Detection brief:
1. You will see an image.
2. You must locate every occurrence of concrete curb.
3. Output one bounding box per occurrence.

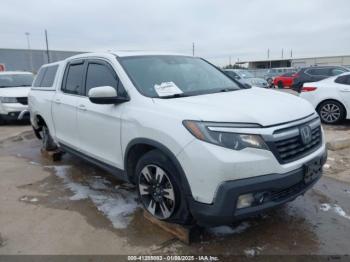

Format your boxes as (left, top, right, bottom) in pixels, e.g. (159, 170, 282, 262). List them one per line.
(327, 138, 350, 151)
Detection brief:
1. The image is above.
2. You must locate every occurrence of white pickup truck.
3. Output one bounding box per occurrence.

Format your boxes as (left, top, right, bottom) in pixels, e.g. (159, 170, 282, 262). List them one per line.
(29, 52, 327, 226)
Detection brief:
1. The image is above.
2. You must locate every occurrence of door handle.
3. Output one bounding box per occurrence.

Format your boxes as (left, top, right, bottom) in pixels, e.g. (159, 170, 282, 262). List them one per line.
(54, 99, 61, 104)
(78, 104, 87, 111)
(340, 87, 350, 92)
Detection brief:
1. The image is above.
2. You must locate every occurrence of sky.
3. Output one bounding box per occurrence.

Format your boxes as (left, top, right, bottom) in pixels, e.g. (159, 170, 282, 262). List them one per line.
(0, 0, 350, 65)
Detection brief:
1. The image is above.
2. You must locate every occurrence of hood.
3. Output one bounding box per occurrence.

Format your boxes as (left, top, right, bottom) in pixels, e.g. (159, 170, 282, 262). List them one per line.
(154, 87, 315, 126)
(0, 87, 31, 97)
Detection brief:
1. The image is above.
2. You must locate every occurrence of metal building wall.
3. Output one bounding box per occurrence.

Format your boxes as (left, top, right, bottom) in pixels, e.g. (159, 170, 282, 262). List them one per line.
(0, 48, 84, 73)
(291, 56, 350, 68)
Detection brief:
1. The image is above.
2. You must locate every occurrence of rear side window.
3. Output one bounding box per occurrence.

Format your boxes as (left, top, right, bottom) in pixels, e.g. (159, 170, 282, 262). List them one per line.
(335, 75, 350, 85)
(40, 65, 58, 87)
(63, 63, 84, 95)
(305, 68, 329, 76)
(33, 67, 46, 86)
(86, 63, 118, 95)
(331, 68, 347, 76)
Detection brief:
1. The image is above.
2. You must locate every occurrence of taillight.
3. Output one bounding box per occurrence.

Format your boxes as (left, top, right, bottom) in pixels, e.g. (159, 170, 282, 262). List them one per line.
(301, 87, 317, 92)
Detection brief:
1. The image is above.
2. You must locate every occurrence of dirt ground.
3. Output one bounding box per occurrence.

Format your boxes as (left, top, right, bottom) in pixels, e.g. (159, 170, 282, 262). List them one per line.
(0, 123, 350, 257)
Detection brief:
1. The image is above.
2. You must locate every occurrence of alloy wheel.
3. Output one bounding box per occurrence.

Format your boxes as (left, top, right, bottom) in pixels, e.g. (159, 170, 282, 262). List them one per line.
(138, 164, 175, 220)
(320, 103, 341, 123)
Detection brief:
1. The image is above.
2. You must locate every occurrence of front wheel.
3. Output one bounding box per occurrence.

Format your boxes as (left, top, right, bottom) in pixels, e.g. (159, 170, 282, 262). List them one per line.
(317, 101, 345, 124)
(41, 125, 57, 151)
(135, 150, 191, 224)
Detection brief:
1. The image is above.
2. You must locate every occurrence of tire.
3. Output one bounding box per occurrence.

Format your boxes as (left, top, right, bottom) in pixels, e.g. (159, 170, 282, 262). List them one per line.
(135, 150, 192, 224)
(277, 81, 284, 89)
(41, 125, 57, 151)
(0, 116, 4, 125)
(317, 100, 346, 124)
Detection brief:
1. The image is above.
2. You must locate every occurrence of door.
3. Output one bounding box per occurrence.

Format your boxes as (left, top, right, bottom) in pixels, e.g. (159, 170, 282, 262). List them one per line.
(305, 68, 330, 82)
(77, 59, 127, 168)
(52, 60, 85, 148)
(335, 75, 350, 110)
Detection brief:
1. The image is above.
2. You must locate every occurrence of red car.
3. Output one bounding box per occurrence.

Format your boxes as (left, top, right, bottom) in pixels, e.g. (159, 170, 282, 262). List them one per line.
(273, 72, 298, 88)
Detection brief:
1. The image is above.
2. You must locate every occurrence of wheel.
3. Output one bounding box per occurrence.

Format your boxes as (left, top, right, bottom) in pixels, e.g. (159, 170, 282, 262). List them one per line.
(41, 125, 57, 151)
(277, 81, 284, 89)
(135, 150, 191, 224)
(0, 115, 4, 125)
(317, 100, 346, 124)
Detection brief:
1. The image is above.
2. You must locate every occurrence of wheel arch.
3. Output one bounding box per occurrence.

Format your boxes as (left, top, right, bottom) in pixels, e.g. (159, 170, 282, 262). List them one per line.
(31, 114, 47, 139)
(316, 98, 347, 115)
(124, 138, 192, 196)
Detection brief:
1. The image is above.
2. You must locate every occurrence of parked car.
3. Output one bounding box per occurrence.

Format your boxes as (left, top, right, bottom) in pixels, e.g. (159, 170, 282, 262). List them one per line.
(299, 72, 350, 124)
(264, 68, 297, 87)
(273, 72, 298, 89)
(292, 66, 349, 92)
(29, 52, 327, 226)
(0, 71, 34, 124)
(223, 69, 268, 88)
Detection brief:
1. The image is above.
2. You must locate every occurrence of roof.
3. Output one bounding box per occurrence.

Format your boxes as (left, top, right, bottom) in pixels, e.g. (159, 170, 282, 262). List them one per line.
(65, 51, 192, 61)
(0, 71, 33, 75)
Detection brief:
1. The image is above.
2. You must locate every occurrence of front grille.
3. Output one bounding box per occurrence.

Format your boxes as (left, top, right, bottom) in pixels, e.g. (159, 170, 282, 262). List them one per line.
(267, 120, 322, 164)
(269, 181, 304, 202)
(16, 97, 28, 105)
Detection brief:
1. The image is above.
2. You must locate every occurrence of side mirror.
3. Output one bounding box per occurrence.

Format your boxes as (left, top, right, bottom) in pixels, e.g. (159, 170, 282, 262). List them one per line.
(88, 86, 128, 104)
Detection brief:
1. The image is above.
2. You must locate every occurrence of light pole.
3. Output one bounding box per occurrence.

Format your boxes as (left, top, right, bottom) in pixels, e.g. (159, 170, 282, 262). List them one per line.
(25, 32, 34, 72)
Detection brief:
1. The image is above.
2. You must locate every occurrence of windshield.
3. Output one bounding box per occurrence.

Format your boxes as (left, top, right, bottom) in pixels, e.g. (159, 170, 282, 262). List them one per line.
(236, 70, 254, 79)
(119, 56, 240, 98)
(0, 74, 34, 88)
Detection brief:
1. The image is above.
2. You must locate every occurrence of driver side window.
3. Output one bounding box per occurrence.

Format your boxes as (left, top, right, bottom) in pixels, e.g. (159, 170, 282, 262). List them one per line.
(85, 62, 127, 97)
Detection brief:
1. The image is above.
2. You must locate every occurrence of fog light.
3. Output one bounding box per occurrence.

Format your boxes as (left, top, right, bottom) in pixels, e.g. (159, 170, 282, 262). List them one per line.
(237, 193, 254, 209)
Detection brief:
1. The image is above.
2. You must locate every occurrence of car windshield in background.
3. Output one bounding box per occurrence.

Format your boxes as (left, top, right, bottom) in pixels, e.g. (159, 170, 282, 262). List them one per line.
(119, 56, 240, 98)
(237, 70, 254, 79)
(0, 74, 34, 88)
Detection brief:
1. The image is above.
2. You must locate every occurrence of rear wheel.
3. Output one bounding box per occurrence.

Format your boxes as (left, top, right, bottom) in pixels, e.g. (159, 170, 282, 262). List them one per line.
(277, 81, 284, 89)
(317, 100, 345, 124)
(41, 125, 57, 151)
(135, 150, 191, 224)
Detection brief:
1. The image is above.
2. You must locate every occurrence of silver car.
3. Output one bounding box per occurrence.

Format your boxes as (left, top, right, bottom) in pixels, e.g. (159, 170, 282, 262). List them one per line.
(224, 69, 268, 88)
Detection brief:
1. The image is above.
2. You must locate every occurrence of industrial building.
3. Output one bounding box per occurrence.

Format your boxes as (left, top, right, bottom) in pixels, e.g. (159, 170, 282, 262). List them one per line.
(0, 48, 84, 73)
(241, 55, 350, 69)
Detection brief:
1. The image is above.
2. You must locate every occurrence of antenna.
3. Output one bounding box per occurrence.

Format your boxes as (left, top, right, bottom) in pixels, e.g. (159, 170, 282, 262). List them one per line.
(45, 29, 50, 63)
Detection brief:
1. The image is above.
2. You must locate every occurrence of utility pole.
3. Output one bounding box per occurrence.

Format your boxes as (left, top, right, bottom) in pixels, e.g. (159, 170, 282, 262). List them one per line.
(45, 29, 50, 63)
(290, 49, 293, 58)
(25, 32, 34, 72)
(192, 42, 195, 56)
(282, 48, 284, 59)
(267, 48, 270, 59)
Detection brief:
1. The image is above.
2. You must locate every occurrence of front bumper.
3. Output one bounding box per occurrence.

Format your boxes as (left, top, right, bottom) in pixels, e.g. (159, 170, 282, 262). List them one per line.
(0, 111, 29, 121)
(188, 150, 327, 226)
(0, 103, 28, 114)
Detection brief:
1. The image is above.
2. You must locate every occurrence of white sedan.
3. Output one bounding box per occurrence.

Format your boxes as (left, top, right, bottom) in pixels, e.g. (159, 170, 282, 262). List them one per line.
(299, 72, 350, 124)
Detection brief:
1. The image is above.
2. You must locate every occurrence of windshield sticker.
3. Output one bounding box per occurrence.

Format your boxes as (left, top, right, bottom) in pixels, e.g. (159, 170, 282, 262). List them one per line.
(154, 82, 183, 97)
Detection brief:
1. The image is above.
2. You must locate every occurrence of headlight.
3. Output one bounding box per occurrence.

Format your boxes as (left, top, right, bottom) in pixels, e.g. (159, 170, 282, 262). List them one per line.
(0, 97, 18, 103)
(183, 120, 268, 150)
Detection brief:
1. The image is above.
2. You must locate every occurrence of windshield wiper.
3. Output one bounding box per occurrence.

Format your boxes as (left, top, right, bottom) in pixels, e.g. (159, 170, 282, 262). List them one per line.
(218, 87, 238, 92)
(159, 93, 189, 99)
